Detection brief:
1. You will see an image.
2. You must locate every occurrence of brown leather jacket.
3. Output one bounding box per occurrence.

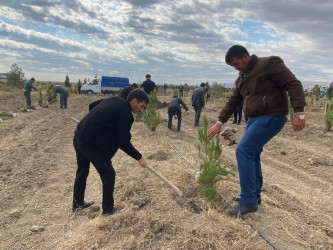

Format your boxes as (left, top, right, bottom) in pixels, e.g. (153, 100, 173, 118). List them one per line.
(218, 55, 306, 123)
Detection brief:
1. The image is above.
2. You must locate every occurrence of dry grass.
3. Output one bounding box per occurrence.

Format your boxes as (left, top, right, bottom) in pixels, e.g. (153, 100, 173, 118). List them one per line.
(0, 93, 332, 249)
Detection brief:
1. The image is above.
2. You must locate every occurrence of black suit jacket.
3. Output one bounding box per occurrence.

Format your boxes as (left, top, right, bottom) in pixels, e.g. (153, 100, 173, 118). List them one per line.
(76, 97, 142, 161)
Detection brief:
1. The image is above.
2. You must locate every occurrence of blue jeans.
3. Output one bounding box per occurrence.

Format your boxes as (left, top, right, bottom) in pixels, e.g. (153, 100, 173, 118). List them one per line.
(236, 115, 287, 206)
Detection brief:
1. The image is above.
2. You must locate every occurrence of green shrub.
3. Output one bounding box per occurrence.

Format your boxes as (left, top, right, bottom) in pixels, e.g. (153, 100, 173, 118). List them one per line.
(0, 111, 12, 117)
(197, 115, 235, 201)
(325, 100, 333, 131)
(0, 83, 13, 92)
(16, 104, 34, 112)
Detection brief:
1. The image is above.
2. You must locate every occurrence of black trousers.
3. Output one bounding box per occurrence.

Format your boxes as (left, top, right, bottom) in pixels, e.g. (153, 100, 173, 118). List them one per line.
(194, 106, 202, 126)
(168, 107, 181, 131)
(73, 135, 116, 213)
(233, 103, 243, 123)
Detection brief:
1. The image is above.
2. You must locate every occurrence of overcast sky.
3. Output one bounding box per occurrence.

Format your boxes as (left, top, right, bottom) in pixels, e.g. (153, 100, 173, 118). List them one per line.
(0, 0, 332, 86)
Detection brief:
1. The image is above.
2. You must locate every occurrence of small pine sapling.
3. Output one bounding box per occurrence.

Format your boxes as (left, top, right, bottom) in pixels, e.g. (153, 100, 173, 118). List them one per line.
(197, 115, 235, 201)
(38, 89, 43, 106)
(143, 92, 161, 131)
(46, 85, 53, 102)
(325, 100, 333, 131)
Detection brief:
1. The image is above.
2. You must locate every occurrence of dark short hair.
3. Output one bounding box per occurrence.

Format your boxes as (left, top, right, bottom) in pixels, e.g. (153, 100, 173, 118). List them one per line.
(225, 45, 250, 65)
(131, 83, 138, 88)
(200, 82, 206, 87)
(127, 89, 149, 104)
(30, 78, 35, 81)
(145, 74, 151, 78)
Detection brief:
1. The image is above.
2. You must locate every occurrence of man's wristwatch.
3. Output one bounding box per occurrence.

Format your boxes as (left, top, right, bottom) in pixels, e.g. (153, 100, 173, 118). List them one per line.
(294, 113, 305, 120)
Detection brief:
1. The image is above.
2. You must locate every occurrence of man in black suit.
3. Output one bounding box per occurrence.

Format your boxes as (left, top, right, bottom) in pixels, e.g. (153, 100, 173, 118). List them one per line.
(72, 89, 149, 215)
(191, 83, 206, 127)
(141, 74, 156, 94)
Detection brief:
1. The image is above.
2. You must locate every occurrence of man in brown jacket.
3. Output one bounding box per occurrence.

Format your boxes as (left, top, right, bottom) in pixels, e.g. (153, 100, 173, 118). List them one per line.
(208, 45, 306, 216)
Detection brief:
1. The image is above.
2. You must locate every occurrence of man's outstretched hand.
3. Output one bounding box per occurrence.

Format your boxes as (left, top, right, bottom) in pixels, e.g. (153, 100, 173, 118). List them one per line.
(207, 123, 222, 138)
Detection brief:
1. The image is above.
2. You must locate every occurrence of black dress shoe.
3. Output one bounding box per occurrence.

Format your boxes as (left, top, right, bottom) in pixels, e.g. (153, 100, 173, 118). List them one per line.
(233, 195, 261, 205)
(72, 200, 94, 212)
(102, 207, 125, 216)
(228, 204, 258, 216)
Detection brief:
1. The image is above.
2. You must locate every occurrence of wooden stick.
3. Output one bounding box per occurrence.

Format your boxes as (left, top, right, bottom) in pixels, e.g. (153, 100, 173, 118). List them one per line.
(148, 165, 202, 213)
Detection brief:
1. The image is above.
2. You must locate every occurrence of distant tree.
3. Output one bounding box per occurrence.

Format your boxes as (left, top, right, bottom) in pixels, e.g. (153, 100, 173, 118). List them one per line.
(211, 82, 229, 100)
(326, 82, 333, 99)
(6, 63, 25, 91)
(65, 74, 70, 87)
(311, 84, 321, 101)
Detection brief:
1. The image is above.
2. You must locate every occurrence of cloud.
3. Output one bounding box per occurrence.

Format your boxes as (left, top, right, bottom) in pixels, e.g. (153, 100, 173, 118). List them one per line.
(0, 0, 332, 83)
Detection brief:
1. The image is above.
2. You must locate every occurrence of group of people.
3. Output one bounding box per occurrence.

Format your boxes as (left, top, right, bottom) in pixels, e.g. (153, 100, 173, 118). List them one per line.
(34, 45, 304, 217)
(23, 78, 68, 109)
(77, 78, 87, 94)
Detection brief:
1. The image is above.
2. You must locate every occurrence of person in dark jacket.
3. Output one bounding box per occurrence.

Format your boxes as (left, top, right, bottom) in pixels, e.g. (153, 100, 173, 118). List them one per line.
(72, 89, 149, 215)
(77, 79, 82, 94)
(208, 45, 306, 216)
(23, 78, 39, 106)
(168, 96, 189, 131)
(51, 85, 68, 109)
(232, 103, 243, 125)
(119, 83, 138, 99)
(141, 74, 156, 95)
(179, 83, 184, 97)
(191, 83, 206, 127)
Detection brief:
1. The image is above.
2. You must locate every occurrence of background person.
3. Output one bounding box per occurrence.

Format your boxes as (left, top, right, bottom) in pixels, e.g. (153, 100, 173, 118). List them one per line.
(72, 89, 149, 215)
(163, 83, 168, 95)
(51, 84, 68, 109)
(207, 45, 306, 216)
(191, 83, 206, 127)
(119, 83, 138, 99)
(167, 96, 189, 131)
(77, 79, 82, 94)
(179, 83, 184, 97)
(23, 78, 39, 107)
(233, 103, 243, 125)
(141, 74, 156, 95)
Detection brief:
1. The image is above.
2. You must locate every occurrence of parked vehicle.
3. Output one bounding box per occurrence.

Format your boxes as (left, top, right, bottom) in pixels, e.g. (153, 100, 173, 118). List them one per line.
(81, 76, 129, 95)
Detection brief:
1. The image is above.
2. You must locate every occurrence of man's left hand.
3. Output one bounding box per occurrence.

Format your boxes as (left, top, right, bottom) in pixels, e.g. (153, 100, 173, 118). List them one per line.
(292, 118, 305, 131)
